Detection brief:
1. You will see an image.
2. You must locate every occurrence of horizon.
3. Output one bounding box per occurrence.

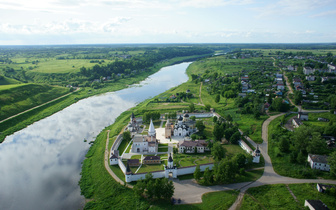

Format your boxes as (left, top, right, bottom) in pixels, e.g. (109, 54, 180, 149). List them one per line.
(0, 0, 335, 45)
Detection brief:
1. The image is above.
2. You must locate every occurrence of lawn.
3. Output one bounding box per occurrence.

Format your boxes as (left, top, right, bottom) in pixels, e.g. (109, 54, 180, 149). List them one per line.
(241, 184, 300, 210)
(289, 183, 336, 209)
(136, 163, 164, 173)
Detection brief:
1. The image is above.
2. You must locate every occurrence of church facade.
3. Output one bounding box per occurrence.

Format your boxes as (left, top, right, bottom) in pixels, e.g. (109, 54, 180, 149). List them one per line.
(131, 119, 158, 153)
(165, 113, 195, 138)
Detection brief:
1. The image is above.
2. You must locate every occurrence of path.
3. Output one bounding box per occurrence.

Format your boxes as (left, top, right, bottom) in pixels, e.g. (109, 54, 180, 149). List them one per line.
(0, 88, 80, 124)
(104, 130, 133, 188)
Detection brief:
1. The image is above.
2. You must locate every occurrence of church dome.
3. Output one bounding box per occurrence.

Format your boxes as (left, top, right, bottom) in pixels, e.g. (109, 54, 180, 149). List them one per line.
(184, 113, 189, 117)
(178, 115, 183, 121)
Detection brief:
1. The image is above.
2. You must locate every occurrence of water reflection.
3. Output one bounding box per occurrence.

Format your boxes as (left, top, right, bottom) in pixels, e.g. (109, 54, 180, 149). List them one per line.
(0, 62, 190, 210)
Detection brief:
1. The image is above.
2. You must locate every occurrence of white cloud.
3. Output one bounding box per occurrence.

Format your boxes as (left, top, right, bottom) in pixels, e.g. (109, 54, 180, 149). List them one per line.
(0, 17, 132, 34)
(253, 0, 334, 18)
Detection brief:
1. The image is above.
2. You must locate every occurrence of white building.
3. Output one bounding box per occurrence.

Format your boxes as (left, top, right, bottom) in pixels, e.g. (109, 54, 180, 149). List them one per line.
(304, 200, 329, 210)
(298, 112, 308, 121)
(178, 140, 210, 153)
(303, 67, 315, 75)
(109, 150, 119, 165)
(307, 154, 330, 171)
(131, 119, 158, 153)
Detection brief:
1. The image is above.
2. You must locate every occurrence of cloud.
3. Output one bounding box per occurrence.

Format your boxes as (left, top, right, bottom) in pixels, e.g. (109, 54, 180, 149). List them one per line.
(312, 9, 336, 17)
(253, 0, 334, 18)
(0, 17, 131, 35)
(177, 0, 254, 8)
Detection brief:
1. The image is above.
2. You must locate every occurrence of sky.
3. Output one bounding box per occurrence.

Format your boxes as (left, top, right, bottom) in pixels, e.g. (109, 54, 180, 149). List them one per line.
(0, 0, 335, 45)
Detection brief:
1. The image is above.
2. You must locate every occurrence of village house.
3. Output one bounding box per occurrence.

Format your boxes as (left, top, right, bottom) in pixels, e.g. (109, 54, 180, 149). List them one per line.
(143, 156, 161, 164)
(304, 200, 329, 210)
(303, 66, 315, 75)
(292, 117, 303, 128)
(306, 75, 316, 81)
(317, 183, 335, 193)
(307, 154, 330, 171)
(298, 112, 309, 121)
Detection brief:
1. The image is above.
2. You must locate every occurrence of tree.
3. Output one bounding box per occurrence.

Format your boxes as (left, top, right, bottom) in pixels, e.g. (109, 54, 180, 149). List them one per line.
(233, 153, 246, 168)
(196, 120, 205, 134)
(123, 131, 131, 142)
(190, 116, 196, 121)
(213, 124, 224, 141)
(279, 137, 290, 153)
(307, 132, 328, 154)
(215, 94, 220, 103)
(230, 131, 241, 144)
(189, 103, 195, 112)
(133, 179, 146, 197)
(213, 116, 218, 123)
(203, 167, 213, 185)
(205, 104, 211, 111)
(294, 91, 302, 105)
(329, 151, 336, 177)
(194, 164, 201, 181)
(211, 142, 226, 161)
(161, 178, 174, 200)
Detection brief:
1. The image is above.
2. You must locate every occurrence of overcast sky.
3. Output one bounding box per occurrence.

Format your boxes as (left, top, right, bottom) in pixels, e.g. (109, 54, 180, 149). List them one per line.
(0, 0, 335, 45)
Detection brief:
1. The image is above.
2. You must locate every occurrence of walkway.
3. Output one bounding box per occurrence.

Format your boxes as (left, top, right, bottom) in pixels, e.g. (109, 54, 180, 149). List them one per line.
(0, 88, 80, 124)
(104, 130, 133, 188)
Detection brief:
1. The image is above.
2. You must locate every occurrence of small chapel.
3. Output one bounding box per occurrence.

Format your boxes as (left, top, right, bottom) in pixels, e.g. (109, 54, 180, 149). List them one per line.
(131, 119, 158, 153)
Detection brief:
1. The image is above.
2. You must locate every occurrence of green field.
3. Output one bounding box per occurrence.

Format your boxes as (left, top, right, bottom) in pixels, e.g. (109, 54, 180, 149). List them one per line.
(29, 59, 111, 74)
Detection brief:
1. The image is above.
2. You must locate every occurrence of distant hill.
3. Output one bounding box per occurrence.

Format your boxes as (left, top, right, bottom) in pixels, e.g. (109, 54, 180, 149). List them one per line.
(0, 75, 21, 85)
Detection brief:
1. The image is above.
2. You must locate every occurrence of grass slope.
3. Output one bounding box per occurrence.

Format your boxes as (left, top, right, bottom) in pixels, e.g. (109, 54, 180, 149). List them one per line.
(0, 83, 69, 121)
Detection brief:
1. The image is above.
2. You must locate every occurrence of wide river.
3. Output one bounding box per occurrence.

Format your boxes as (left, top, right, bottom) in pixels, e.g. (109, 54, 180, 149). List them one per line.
(0, 62, 190, 210)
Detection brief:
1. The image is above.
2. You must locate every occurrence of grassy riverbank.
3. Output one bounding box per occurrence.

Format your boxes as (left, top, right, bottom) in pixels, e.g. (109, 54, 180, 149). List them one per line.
(0, 55, 205, 143)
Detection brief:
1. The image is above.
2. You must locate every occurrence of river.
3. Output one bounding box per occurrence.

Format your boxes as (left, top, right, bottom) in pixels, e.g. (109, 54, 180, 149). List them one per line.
(0, 62, 190, 210)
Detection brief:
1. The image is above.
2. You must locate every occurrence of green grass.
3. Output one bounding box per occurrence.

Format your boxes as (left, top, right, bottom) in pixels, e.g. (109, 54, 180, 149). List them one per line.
(0, 83, 69, 121)
(241, 184, 300, 210)
(117, 139, 130, 155)
(110, 165, 125, 182)
(136, 164, 164, 173)
(125, 141, 133, 153)
(131, 155, 141, 159)
(289, 183, 336, 209)
(0, 76, 21, 85)
(30, 59, 114, 73)
(150, 190, 239, 210)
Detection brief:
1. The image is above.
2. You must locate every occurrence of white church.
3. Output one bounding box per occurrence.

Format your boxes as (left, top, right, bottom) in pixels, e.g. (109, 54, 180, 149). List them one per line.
(131, 119, 158, 153)
(165, 113, 195, 138)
